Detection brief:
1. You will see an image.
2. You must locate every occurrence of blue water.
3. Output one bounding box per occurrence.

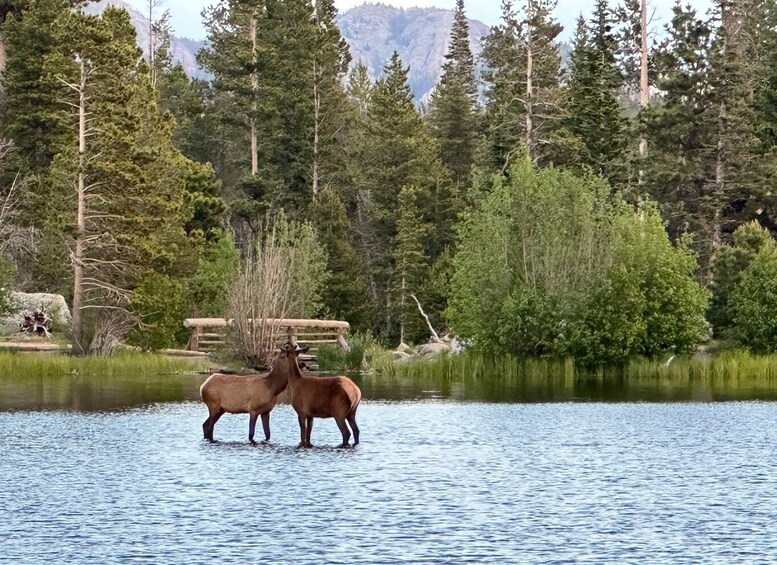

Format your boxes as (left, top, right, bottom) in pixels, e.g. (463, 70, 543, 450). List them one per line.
(2, 399, 776, 563)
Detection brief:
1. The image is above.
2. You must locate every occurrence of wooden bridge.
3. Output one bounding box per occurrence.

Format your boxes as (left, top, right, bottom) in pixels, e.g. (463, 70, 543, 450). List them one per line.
(183, 318, 350, 353)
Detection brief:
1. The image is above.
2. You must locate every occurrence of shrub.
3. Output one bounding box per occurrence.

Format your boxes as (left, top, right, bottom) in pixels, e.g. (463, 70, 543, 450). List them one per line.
(186, 230, 240, 317)
(227, 213, 327, 368)
(731, 242, 777, 353)
(449, 160, 708, 365)
(709, 221, 772, 336)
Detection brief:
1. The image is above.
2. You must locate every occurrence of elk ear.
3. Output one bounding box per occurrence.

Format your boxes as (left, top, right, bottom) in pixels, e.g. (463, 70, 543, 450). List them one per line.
(297, 346, 310, 354)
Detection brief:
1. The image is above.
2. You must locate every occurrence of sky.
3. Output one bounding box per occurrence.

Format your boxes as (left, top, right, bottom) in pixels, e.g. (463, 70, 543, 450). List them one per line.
(125, 0, 715, 41)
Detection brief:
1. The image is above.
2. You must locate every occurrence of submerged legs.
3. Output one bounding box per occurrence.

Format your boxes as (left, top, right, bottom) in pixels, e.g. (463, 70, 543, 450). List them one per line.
(335, 417, 351, 448)
(261, 412, 271, 442)
(297, 413, 310, 448)
(347, 414, 359, 446)
(202, 408, 224, 441)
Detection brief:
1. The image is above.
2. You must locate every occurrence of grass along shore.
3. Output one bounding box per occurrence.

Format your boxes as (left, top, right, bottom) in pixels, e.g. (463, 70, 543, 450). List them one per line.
(0, 350, 210, 379)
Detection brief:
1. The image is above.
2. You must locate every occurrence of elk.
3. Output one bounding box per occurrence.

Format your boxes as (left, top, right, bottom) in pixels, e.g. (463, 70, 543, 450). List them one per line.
(200, 342, 298, 444)
(285, 345, 362, 448)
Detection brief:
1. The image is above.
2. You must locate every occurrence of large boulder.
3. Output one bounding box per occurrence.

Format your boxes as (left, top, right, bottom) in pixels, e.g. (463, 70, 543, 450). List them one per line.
(0, 292, 72, 335)
(416, 341, 451, 357)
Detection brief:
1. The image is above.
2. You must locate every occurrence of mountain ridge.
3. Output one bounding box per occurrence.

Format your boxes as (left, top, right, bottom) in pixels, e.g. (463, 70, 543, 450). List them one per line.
(87, 1, 492, 100)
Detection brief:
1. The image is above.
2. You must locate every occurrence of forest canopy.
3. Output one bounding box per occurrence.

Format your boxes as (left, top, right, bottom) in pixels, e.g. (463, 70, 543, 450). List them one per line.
(2, 0, 777, 360)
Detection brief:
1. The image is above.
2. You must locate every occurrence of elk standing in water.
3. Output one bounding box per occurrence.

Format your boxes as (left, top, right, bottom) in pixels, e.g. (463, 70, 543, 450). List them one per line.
(285, 345, 361, 448)
(200, 343, 298, 444)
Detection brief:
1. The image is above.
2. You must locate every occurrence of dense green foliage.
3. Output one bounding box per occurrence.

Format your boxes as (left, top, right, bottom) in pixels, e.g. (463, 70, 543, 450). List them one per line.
(730, 241, 777, 353)
(449, 161, 708, 364)
(3, 0, 777, 362)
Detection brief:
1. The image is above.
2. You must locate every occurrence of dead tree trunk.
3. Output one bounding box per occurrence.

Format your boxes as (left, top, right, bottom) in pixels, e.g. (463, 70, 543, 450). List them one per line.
(525, 0, 534, 160)
(312, 61, 321, 195)
(71, 58, 88, 356)
(249, 12, 259, 176)
(638, 0, 649, 157)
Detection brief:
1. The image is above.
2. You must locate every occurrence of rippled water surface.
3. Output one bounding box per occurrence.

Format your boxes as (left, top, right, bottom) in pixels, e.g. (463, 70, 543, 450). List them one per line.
(2, 374, 777, 563)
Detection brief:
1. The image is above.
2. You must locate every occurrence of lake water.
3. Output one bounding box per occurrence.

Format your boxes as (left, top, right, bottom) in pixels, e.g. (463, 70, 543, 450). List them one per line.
(2, 372, 777, 563)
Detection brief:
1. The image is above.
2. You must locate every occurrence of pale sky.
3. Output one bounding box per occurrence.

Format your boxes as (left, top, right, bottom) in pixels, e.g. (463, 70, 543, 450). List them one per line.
(126, 0, 714, 41)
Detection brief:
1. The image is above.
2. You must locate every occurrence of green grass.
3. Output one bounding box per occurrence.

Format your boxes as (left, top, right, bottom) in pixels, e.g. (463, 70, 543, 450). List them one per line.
(365, 348, 777, 383)
(0, 350, 211, 379)
(316, 332, 380, 372)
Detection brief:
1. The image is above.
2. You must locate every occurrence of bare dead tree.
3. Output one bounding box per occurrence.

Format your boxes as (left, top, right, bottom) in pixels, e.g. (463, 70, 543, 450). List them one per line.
(0, 140, 36, 265)
(58, 57, 136, 355)
(227, 225, 294, 368)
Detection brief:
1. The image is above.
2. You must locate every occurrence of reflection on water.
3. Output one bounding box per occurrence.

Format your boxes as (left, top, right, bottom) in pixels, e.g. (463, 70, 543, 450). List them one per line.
(3, 367, 777, 412)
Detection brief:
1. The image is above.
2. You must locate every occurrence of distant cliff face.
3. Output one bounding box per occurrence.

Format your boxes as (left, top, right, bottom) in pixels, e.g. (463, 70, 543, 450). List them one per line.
(84, 1, 492, 100)
(338, 3, 490, 103)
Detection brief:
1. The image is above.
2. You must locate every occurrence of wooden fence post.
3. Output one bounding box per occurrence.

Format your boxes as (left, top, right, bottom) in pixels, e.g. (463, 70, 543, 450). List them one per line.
(189, 326, 202, 352)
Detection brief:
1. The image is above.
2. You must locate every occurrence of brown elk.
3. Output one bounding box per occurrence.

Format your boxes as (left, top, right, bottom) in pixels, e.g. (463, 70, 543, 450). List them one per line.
(200, 343, 299, 444)
(285, 345, 362, 448)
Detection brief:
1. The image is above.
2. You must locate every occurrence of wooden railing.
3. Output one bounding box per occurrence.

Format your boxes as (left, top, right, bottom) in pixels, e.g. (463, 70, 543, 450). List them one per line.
(183, 318, 350, 353)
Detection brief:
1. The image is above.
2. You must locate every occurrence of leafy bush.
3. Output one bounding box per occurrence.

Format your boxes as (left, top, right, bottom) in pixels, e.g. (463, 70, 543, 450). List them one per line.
(316, 332, 377, 372)
(709, 221, 772, 336)
(186, 230, 239, 317)
(571, 204, 709, 365)
(449, 159, 708, 365)
(731, 242, 777, 353)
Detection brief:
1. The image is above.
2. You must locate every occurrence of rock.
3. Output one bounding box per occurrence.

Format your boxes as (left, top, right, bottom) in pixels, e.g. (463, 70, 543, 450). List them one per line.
(416, 341, 451, 357)
(392, 350, 412, 360)
(395, 342, 412, 354)
(0, 292, 71, 335)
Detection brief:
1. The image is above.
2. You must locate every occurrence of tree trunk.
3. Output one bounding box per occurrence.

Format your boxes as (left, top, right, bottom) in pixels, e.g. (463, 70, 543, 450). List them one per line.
(71, 59, 87, 356)
(638, 0, 649, 157)
(312, 61, 320, 195)
(249, 13, 259, 176)
(525, 1, 534, 160)
(0, 29, 6, 76)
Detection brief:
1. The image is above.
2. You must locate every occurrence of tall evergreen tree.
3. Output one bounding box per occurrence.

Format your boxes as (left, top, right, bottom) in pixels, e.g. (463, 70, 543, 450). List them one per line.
(426, 0, 479, 190)
(564, 4, 632, 188)
(481, 0, 567, 170)
(641, 3, 714, 253)
(349, 52, 449, 339)
(199, 0, 279, 235)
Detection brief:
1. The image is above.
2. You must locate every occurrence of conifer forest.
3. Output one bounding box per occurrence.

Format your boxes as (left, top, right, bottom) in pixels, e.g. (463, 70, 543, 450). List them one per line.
(2, 0, 777, 364)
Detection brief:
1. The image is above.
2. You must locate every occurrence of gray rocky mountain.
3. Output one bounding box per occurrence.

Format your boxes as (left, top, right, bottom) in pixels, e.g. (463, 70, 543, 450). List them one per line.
(338, 3, 490, 103)
(85, 1, 491, 100)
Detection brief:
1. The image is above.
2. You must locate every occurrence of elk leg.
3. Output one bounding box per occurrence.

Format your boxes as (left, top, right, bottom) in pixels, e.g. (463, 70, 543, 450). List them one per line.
(335, 417, 351, 448)
(347, 414, 360, 445)
(261, 412, 271, 442)
(297, 413, 308, 448)
(248, 412, 259, 444)
(203, 408, 223, 441)
(305, 416, 314, 446)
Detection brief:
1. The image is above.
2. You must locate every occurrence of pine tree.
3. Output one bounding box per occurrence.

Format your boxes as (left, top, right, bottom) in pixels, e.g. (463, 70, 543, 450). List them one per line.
(310, 0, 350, 198)
(1, 0, 73, 174)
(393, 184, 431, 343)
(641, 3, 715, 255)
(199, 0, 279, 233)
(28, 6, 203, 353)
(349, 51, 449, 339)
(481, 0, 567, 170)
(426, 0, 479, 191)
(308, 186, 371, 330)
(706, 0, 775, 248)
(564, 4, 631, 187)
